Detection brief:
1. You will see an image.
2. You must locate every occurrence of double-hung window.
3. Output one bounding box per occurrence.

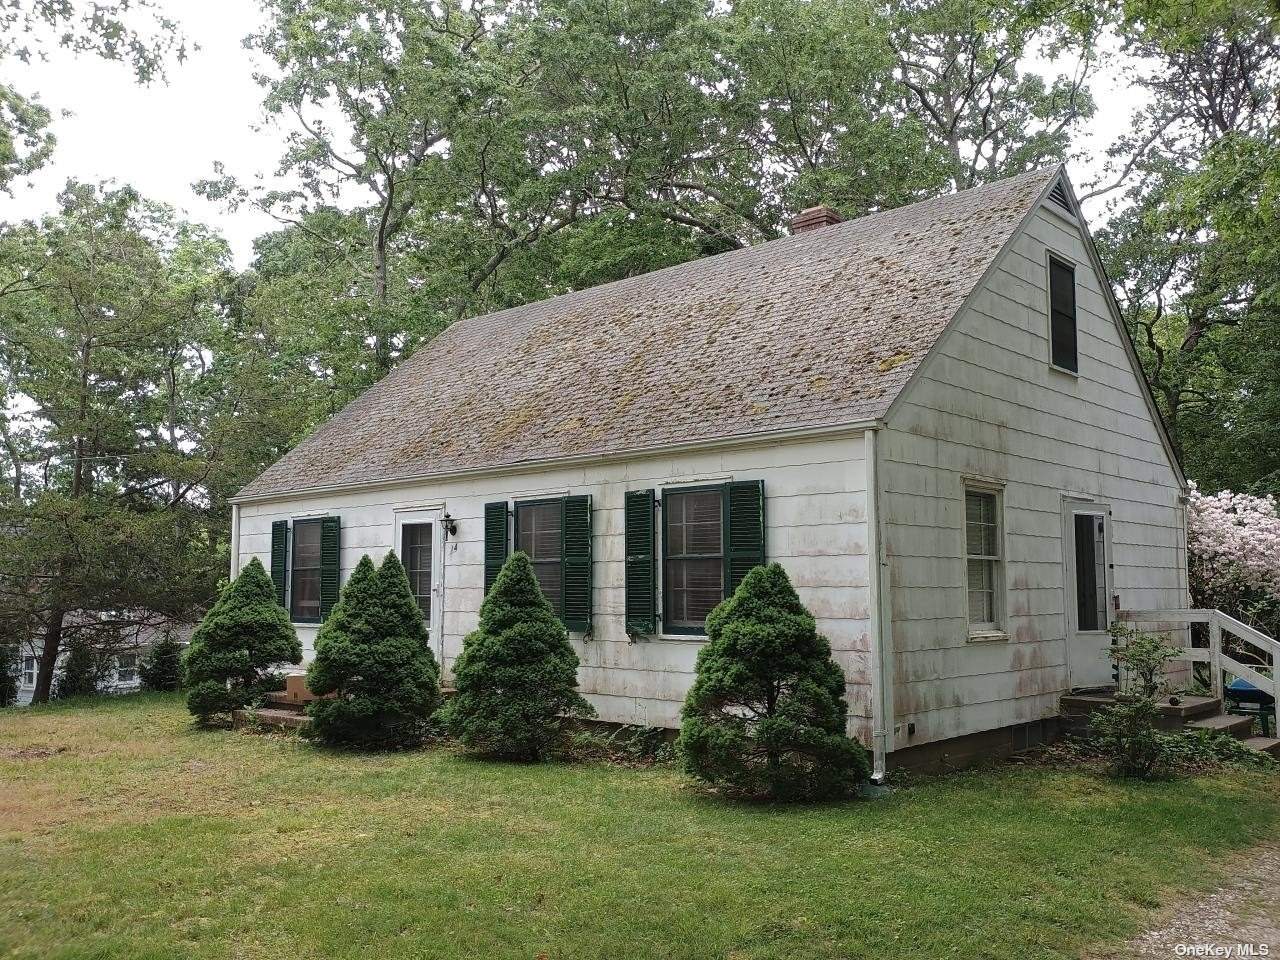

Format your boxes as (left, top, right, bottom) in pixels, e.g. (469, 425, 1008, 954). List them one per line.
(1048, 255, 1078, 373)
(662, 487, 726, 631)
(116, 652, 138, 685)
(516, 500, 565, 617)
(402, 522, 434, 621)
(21, 656, 36, 687)
(965, 488, 1003, 634)
(290, 518, 324, 622)
(486, 497, 592, 632)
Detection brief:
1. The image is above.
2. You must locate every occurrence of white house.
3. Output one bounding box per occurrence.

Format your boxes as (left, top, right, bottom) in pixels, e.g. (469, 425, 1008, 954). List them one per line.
(229, 166, 1189, 777)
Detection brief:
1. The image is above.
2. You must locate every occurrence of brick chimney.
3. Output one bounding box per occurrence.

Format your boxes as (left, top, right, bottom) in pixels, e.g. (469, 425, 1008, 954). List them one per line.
(790, 205, 843, 234)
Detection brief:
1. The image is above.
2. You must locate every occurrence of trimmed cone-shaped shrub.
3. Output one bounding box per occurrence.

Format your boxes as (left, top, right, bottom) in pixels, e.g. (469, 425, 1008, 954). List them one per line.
(140, 630, 184, 692)
(306, 552, 442, 749)
(677, 563, 869, 801)
(440, 552, 594, 760)
(182, 558, 301, 725)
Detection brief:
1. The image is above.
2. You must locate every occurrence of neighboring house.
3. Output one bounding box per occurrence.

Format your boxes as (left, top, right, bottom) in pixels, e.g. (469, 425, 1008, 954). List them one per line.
(230, 166, 1188, 777)
(11, 620, 190, 705)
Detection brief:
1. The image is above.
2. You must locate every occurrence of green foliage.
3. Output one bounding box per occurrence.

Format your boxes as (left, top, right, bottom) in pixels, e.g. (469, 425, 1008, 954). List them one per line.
(139, 630, 184, 693)
(305, 553, 442, 750)
(0, 642, 18, 707)
(181, 558, 300, 725)
(1091, 625, 1181, 778)
(678, 563, 869, 801)
(440, 552, 594, 760)
(55, 641, 101, 699)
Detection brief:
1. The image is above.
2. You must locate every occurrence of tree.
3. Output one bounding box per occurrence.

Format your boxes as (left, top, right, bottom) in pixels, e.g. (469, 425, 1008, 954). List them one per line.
(678, 563, 869, 801)
(182, 558, 300, 725)
(0, 183, 236, 703)
(306, 553, 442, 749)
(0, 1, 186, 190)
(0, 641, 18, 707)
(440, 552, 593, 759)
(139, 629, 184, 692)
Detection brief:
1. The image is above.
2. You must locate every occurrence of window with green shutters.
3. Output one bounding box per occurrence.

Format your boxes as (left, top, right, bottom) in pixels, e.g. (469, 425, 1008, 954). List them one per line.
(487, 496, 593, 633)
(655, 480, 765, 636)
(271, 516, 340, 624)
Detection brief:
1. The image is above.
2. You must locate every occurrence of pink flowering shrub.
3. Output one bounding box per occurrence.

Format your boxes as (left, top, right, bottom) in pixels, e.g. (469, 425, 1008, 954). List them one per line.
(1186, 485, 1280, 636)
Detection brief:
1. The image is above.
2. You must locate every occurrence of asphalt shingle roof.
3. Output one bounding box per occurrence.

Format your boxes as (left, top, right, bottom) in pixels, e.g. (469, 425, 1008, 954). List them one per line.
(236, 166, 1059, 500)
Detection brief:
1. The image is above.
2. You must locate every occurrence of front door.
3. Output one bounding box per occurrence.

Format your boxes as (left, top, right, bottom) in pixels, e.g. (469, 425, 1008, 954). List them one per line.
(1063, 500, 1115, 690)
(395, 508, 446, 665)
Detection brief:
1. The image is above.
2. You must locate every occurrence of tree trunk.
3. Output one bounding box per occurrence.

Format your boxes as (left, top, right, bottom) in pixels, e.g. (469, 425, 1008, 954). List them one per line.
(31, 603, 64, 704)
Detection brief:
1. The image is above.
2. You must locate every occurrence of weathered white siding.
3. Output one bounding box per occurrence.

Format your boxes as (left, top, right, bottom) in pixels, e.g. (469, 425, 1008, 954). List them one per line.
(878, 200, 1187, 749)
(236, 434, 873, 736)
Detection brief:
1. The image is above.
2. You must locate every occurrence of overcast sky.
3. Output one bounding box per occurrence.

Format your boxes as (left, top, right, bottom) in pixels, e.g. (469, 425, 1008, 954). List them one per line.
(1, 1, 1141, 269)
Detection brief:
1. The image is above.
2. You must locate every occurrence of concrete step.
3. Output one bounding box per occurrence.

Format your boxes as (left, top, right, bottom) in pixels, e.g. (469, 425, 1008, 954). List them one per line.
(1242, 736, 1280, 758)
(233, 707, 309, 732)
(1187, 713, 1255, 740)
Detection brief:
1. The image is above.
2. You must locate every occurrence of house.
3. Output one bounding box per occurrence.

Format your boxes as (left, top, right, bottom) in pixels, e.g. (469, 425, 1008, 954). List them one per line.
(230, 166, 1189, 777)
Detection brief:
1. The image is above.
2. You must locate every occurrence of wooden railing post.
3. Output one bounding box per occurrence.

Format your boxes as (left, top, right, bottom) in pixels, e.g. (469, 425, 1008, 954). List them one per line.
(1208, 613, 1224, 702)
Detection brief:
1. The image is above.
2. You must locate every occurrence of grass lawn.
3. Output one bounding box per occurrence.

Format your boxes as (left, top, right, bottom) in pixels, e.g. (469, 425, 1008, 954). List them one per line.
(1, 695, 1278, 960)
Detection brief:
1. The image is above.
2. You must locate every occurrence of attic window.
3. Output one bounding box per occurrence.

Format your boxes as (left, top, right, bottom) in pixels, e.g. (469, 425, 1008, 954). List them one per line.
(1048, 180, 1074, 214)
(1048, 255, 1078, 373)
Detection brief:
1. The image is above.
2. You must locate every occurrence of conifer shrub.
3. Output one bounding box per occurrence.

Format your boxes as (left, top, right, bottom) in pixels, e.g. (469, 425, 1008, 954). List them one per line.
(305, 552, 442, 750)
(55, 641, 102, 698)
(677, 563, 869, 801)
(182, 558, 300, 725)
(0, 643, 18, 707)
(440, 552, 594, 760)
(139, 629, 184, 692)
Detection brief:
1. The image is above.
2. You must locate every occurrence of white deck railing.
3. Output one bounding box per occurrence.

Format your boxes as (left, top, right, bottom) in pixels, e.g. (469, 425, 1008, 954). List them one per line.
(1119, 608, 1279, 733)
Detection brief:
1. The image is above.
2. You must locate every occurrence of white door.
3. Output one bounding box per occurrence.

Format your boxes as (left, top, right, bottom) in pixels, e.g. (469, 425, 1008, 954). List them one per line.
(1063, 500, 1115, 690)
(395, 509, 446, 665)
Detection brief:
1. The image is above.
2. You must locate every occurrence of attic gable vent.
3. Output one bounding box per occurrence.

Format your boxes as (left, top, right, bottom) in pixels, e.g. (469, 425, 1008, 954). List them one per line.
(1048, 179, 1074, 214)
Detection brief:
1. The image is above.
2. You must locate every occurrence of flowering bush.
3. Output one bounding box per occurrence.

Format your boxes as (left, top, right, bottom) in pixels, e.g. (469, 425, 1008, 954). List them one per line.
(1186, 484, 1280, 636)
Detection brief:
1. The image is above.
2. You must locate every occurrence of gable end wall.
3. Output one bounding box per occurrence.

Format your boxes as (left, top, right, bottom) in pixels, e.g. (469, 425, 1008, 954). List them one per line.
(878, 202, 1188, 750)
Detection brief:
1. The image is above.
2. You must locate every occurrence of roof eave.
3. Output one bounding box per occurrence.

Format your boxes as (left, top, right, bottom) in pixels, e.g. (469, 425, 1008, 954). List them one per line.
(228, 417, 885, 505)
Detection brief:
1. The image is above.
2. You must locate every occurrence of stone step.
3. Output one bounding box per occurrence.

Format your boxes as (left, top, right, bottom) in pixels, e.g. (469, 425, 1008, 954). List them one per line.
(1187, 713, 1255, 740)
(1242, 736, 1280, 758)
(232, 707, 309, 732)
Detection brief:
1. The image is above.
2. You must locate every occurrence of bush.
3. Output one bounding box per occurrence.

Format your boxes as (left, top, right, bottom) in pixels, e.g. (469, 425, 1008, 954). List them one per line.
(1092, 624, 1182, 778)
(0, 643, 17, 707)
(139, 629, 184, 692)
(305, 552, 442, 750)
(440, 552, 594, 760)
(182, 558, 301, 725)
(677, 563, 869, 801)
(55, 641, 103, 698)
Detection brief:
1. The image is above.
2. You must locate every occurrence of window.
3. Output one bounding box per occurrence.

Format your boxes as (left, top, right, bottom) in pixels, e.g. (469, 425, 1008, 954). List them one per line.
(1074, 513, 1108, 631)
(1049, 255, 1078, 372)
(517, 500, 564, 616)
(663, 488, 725, 631)
(402, 522, 434, 621)
(965, 489, 1002, 632)
(290, 518, 323, 622)
(116, 653, 138, 685)
(21, 656, 36, 687)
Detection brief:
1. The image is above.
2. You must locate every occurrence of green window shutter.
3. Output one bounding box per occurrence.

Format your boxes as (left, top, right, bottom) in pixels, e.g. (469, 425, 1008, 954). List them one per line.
(725, 480, 765, 596)
(270, 520, 289, 607)
(319, 516, 341, 620)
(483, 501, 509, 594)
(624, 489, 656, 635)
(561, 495, 592, 633)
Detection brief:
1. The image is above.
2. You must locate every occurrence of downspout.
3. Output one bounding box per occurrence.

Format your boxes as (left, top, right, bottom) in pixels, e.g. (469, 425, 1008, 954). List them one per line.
(865, 426, 891, 783)
(230, 503, 241, 580)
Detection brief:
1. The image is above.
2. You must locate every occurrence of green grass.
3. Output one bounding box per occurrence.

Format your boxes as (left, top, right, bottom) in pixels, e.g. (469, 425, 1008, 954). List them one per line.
(1, 694, 1277, 960)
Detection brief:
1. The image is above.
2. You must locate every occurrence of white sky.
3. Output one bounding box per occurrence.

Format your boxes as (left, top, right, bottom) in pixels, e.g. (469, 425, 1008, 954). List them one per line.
(0, 1, 1142, 269)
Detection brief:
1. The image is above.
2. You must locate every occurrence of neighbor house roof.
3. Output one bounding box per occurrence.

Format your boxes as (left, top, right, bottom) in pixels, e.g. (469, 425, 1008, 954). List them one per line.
(236, 166, 1061, 501)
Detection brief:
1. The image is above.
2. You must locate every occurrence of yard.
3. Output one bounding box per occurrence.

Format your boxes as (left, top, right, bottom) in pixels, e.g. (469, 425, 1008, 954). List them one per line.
(1, 695, 1278, 960)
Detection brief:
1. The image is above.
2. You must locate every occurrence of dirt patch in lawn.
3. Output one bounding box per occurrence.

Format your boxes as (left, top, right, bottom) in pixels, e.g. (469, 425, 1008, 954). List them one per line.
(1090, 841, 1280, 958)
